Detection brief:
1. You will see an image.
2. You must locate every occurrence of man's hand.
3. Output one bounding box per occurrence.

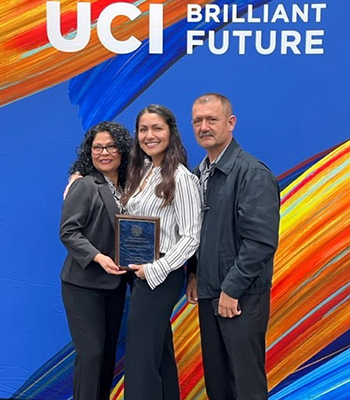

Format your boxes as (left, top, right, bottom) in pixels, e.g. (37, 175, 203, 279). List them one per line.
(186, 273, 198, 304)
(94, 254, 126, 275)
(218, 291, 241, 318)
(63, 173, 82, 199)
(129, 264, 146, 279)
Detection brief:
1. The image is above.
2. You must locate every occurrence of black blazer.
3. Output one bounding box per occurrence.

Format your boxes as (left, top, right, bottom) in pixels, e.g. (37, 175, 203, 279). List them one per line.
(60, 170, 123, 290)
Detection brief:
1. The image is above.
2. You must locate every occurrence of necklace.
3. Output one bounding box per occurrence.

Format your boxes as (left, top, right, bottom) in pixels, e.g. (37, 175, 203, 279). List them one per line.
(145, 166, 154, 183)
(140, 166, 155, 191)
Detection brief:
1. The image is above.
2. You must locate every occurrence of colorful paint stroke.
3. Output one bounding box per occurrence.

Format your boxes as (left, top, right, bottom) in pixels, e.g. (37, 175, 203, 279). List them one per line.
(269, 347, 350, 400)
(0, 0, 212, 106)
(267, 139, 350, 397)
(0, 0, 273, 116)
(277, 141, 348, 191)
(11, 140, 350, 399)
(68, 0, 273, 129)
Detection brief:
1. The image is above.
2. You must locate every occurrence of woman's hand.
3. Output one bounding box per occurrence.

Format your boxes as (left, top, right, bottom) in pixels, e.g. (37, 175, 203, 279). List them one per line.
(94, 254, 126, 275)
(129, 264, 146, 279)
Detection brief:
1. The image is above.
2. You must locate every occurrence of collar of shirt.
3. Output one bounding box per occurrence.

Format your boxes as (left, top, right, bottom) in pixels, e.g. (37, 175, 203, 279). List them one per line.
(143, 159, 161, 174)
(199, 141, 232, 175)
(141, 161, 161, 184)
(104, 175, 122, 202)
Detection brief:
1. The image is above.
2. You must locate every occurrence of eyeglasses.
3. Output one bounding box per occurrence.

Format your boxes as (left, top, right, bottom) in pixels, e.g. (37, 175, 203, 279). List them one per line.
(191, 117, 220, 127)
(91, 144, 119, 155)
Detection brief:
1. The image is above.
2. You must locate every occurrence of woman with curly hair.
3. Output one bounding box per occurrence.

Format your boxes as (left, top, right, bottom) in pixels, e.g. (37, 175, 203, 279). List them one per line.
(60, 121, 132, 400)
(122, 105, 201, 400)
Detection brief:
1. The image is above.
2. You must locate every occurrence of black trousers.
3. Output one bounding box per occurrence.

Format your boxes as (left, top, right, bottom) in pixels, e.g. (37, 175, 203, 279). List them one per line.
(62, 280, 127, 400)
(124, 267, 184, 400)
(198, 291, 270, 400)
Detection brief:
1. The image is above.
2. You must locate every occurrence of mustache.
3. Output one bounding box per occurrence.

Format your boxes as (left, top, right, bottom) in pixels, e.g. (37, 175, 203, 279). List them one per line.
(199, 132, 214, 139)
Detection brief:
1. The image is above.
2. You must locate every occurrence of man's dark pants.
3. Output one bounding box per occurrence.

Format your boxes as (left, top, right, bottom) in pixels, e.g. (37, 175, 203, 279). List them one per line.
(198, 290, 270, 400)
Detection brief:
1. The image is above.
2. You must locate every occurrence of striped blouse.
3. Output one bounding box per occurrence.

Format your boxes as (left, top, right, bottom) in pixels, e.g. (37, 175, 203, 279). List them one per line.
(126, 162, 201, 289)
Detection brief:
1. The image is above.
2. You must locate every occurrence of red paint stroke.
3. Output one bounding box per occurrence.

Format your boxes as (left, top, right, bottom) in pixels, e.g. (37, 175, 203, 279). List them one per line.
(281, 145, 350, 206)
(267, 285, 350, 369)
(171, 303, 188, 324)
(277, 142, 345, 181)
(20, 0, 46, 7)
(180, 361, 204, 398)
(111, 381, 124, 400)
(273, 225, 350, 296)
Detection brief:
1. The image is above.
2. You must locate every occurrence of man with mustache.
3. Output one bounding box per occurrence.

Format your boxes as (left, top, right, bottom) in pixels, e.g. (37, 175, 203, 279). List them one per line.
(186, 93, 280, 400)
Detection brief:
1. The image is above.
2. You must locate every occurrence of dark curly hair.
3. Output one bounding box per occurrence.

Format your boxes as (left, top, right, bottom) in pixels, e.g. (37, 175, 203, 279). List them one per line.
(123, 104, 188, 206)
(69, 121, 133, 188)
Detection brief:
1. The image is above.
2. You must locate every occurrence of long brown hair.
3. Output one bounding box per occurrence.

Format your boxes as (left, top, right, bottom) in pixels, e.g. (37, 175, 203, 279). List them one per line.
(123, 104, 187, 207)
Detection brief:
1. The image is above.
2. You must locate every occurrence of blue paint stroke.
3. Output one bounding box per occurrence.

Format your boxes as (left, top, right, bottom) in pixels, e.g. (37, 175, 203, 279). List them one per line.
(69, 0, 273, 129)
(270, 330, 350, 396)
(269, 348, 350, 400)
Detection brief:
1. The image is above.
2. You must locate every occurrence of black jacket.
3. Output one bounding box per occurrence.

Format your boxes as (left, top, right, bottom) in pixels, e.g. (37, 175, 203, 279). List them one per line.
(60, 170, 124, 290)
(191, 139, 280, 299)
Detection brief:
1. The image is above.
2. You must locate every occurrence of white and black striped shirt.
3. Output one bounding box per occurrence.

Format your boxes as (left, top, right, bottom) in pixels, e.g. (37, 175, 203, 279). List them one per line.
(126, 162, 201, 289)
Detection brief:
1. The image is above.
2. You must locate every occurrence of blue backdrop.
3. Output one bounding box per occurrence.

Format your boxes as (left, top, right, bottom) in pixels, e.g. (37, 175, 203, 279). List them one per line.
(0, 0, 349, 398)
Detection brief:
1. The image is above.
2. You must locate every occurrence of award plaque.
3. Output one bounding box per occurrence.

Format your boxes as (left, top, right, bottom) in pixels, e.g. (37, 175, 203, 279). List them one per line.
(115, 215, 160, 270)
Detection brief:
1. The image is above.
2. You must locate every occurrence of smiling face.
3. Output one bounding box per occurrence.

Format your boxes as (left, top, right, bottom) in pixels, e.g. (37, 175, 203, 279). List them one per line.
(91, 131, 121, 181)
(192, 99, 236, 161)
(137, 112, 170, 166)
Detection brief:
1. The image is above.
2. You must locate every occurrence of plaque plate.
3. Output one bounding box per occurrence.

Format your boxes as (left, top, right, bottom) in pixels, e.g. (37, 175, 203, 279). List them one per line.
(115, 215, 160, 270)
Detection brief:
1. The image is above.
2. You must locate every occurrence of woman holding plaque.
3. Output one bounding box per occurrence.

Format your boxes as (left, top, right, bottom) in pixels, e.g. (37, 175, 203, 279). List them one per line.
(59, 121, 132, 400)
(122, 104, 201, 400)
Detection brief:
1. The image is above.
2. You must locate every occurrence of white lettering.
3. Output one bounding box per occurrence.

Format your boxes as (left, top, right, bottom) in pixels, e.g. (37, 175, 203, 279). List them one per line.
(46, 1, 90, 52)
(305, 30, 324, 54)
(263, 4, 269, 23)
(256, 31, 276, 55)
(271, 4, 289, 23)
(187, 4, 202, 23)
(232, 4, 245, 23)
(281, 31, 301, 54)
(97, 3, 141, 54)
(208, 30, 229, 55)
(247, 4, 261, 23)
(292, 4, 308, 23)
(232, 30, 252, 54)
(205, 5, 220, 23)
(187, 30, 205, 54)
(149, 4, 163, 54)
(312, 3, 327, 22)
(222, 4, 229, 23)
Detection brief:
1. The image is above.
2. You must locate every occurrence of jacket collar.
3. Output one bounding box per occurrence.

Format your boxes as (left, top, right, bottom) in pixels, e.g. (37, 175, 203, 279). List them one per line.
(214, 138, 242, 176)
(91, 169, 106, 184)
(92, 169, 120, 231)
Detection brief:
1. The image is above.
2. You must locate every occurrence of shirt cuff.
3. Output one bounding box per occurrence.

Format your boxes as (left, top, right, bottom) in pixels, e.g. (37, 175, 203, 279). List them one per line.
(143, 258, 171, 290)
